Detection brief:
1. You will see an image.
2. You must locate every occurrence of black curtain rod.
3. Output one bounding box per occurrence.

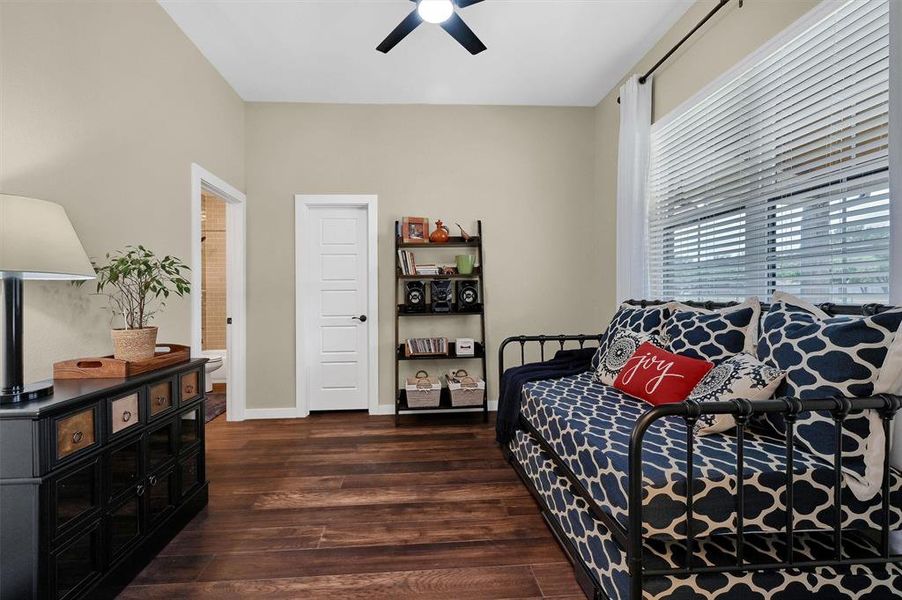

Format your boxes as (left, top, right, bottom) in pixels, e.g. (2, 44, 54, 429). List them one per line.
(616, 0, 739, 104)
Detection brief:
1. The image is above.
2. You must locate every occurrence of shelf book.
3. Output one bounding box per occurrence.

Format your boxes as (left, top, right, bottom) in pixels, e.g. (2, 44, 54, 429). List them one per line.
(405, 337, 449, 357)
(393, 220, 488, 425)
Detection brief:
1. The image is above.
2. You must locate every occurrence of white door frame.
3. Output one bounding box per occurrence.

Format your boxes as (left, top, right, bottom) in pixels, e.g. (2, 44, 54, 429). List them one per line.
(190, 163, 247, 422)
(295, 195, 379, 417)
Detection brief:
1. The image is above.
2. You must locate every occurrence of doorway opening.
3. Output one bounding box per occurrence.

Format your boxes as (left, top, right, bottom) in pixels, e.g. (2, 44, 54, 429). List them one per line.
(191, 164, 247, 422)
(201, 191, 228, 421)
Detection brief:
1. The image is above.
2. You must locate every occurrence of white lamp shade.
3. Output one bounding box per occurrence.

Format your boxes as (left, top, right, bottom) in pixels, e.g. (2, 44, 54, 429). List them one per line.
(0, 194, 96, 280)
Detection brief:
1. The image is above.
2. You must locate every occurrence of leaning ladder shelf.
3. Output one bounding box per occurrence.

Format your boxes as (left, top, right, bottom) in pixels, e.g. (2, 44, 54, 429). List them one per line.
(394, 220, 489, 425)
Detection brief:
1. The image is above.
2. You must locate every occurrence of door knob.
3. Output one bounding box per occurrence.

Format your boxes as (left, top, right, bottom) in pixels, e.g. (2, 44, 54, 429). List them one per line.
(352, 315, 367, 323)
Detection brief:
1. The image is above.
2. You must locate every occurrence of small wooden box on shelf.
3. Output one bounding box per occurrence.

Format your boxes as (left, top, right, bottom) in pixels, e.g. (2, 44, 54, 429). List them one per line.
(393, 220, 488, 425)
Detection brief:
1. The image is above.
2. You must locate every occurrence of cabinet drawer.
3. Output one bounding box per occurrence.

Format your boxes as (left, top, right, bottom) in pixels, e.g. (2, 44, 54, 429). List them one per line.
(148, 380, 174, 418)
(110, 392, 141, 436)
(179, 369, 201, 403)
(55, 406, 97, 462)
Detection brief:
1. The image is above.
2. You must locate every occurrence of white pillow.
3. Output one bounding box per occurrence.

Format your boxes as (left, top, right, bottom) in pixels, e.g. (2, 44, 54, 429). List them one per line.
(688, 353, 784, 435)
(593, 330, 662, 386)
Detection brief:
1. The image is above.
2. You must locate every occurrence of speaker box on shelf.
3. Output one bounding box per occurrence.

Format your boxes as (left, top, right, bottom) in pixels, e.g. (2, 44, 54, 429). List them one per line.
(430, 280, 453, 313)
(457, 280, 479, 310)
(404, 281, 427, 312)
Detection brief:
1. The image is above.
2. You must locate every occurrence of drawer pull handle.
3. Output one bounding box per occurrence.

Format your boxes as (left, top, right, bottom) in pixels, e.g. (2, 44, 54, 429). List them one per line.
(72, 431, 84, 444)
(122, 410, 132, 422)
(148, 475, 158, 487)
(185, 384, 195, 394)
(155, 397, 167, 406)
(136, 484, 146, 497)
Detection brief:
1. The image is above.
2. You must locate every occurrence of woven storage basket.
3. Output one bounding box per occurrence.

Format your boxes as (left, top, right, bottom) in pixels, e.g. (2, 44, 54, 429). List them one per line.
(405, 370, 441, 408)
(446, 369, 485, 407)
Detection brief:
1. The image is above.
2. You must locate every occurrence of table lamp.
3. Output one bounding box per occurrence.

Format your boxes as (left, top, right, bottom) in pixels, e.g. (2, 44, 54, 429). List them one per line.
(0, 194, 95, 403)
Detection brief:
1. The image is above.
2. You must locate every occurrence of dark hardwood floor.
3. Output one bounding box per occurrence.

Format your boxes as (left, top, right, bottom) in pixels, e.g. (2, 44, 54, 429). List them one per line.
(119, 411, 583, 599)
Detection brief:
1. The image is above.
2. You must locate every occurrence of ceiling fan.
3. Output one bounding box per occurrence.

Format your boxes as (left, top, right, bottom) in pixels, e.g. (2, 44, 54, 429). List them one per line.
(377, 0, 487, 55)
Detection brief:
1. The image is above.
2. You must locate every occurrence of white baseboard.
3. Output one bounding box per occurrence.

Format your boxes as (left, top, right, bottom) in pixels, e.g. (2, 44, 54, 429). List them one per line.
(369, 400, 498, 416)
(242, 407, 300, 420)
(242, 401, 499, 420)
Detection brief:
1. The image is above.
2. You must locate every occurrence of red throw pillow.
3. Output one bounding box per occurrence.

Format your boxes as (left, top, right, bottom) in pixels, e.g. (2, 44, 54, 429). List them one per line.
(613, 342, 714, 405)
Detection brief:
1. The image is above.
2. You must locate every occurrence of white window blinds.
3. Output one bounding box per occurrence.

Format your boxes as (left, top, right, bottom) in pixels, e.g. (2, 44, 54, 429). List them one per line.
(647, 0, 891, 304)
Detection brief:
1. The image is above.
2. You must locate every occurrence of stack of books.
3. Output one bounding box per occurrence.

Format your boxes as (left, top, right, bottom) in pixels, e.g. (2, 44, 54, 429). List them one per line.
(405, 337, 449, 357)
(415, 264, 440, 276)
(397, 250, 416, 275)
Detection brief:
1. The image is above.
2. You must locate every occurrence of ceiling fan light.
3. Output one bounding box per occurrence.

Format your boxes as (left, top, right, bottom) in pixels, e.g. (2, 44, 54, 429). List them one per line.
(417, 0, 454, 24)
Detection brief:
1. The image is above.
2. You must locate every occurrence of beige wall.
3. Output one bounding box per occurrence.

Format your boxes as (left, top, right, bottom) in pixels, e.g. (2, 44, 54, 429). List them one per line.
(246, 103, 598, 409)
(593, 0, 821, 317)
(2, 0, 828, 413)
(0, 0, 245, 381)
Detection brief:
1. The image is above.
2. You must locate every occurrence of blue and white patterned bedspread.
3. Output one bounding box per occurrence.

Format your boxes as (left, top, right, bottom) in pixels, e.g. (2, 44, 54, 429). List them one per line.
(521, 372, 902, 539)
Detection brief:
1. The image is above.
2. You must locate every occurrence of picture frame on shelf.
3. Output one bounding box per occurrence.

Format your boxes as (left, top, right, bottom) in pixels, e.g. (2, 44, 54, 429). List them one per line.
(402, 217, 429, 244)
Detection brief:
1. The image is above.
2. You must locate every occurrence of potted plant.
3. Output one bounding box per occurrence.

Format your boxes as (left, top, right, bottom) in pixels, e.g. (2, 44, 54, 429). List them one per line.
(78, 246, 190, 361)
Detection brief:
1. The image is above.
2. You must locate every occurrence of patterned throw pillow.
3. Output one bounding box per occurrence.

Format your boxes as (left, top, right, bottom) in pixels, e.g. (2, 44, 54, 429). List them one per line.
(613, 342, 713, 405)
(688, 353, 784, 435)
(756, 291, 902, 501)
(592, 304, 672, 370)
(664, 298, 760, 362)
(593, 330, 662, 385)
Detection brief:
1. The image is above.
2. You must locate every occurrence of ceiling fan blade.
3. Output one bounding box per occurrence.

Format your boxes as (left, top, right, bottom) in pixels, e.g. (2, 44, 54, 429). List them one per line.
(440, 12, 486, 54)
(377, 9, 423, 53)
(455, 0, 486, 8)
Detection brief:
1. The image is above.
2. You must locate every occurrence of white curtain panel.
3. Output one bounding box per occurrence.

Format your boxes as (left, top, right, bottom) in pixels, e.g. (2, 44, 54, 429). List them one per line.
(615, 74, 653, 302)
(888, 0, 901, 466)
(890, 0, 901, 305)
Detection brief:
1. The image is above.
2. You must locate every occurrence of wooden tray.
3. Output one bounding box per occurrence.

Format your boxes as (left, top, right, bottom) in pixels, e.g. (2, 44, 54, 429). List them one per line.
(53, 344, 191, 380)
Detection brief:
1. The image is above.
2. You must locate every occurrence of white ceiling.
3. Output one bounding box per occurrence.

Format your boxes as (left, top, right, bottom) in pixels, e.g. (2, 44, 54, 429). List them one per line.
(159, 0, 693, 107)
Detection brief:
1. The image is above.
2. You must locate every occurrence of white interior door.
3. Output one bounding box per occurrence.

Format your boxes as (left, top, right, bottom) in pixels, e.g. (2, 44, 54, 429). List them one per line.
(303, 206, 369, 411)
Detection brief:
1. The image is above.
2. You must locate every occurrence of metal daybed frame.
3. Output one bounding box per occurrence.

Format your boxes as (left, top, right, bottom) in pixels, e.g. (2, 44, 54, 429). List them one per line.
(498, 300, 902, 600)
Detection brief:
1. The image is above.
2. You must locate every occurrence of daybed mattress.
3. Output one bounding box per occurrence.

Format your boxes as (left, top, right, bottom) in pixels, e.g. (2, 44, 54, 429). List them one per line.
(511, 428, 902, 600)
(520, 372, 902, 540)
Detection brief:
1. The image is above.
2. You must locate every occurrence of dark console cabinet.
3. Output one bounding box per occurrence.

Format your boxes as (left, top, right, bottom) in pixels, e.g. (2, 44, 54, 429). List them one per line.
(0, 360, 208, 600)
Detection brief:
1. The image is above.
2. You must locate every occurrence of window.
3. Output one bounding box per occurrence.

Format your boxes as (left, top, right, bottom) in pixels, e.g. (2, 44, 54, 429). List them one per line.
(647, 0, 891, 303)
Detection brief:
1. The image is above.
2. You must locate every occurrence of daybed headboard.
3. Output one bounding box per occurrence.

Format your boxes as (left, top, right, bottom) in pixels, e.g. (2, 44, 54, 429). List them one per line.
(497, 298, 900, 387)
(623, 299, 899, 317)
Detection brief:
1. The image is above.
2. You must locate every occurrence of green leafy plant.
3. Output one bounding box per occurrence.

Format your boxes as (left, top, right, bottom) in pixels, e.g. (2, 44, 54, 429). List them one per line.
(76, 246, 190, 329)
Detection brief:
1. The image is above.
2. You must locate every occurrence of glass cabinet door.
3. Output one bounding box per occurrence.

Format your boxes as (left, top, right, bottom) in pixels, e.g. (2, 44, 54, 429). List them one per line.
(147, 421, 176, 471)
(179, 451, 203, 499)
(52, 521, 102, 600)
(147, 467, 176, 528)
(108, 493, 142, 560)
(52, 459, 100, 536)
(178, 407, 201, 452)
(108, 437, 142, 501)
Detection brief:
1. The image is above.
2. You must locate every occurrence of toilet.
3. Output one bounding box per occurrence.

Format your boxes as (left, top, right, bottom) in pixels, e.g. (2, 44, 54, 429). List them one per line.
(202, 353, 224, 393)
